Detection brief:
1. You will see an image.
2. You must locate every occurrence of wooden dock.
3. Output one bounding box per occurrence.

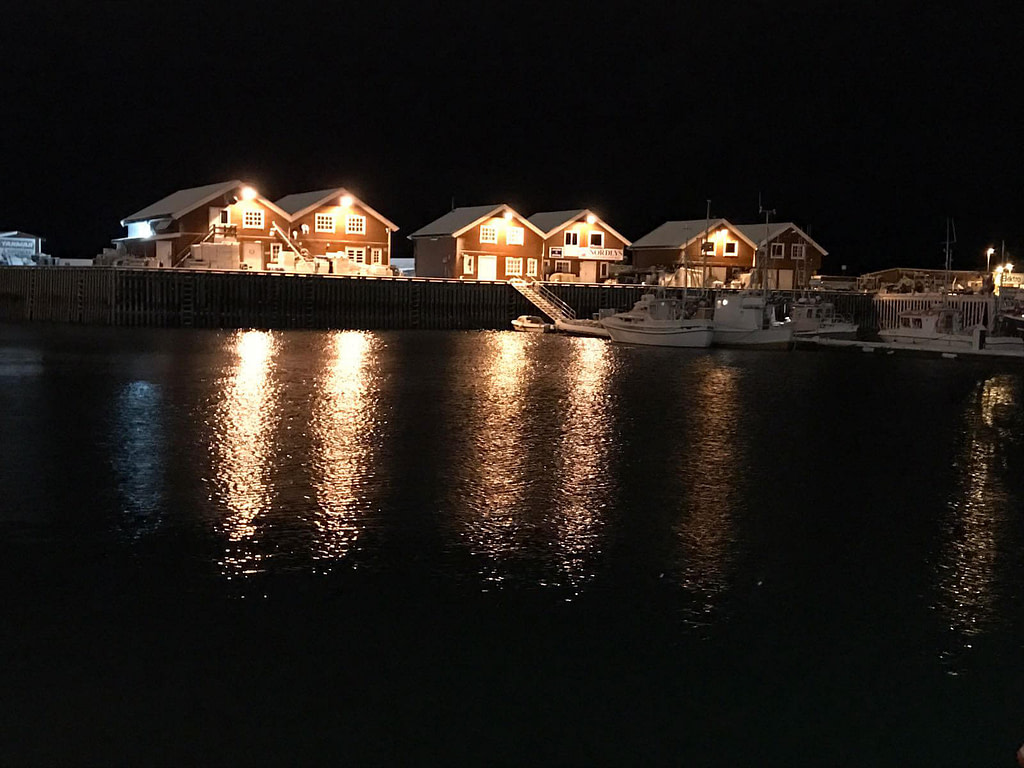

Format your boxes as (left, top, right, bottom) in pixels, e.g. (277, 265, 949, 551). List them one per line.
(0, 266, 997, 333)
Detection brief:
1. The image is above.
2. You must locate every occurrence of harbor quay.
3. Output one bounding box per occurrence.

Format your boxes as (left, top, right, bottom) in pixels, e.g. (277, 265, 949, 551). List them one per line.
(0, 264, 1002, 335)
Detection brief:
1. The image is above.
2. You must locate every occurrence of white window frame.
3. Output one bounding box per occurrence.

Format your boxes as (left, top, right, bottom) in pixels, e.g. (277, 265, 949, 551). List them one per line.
(599, 262, 610, 278)
(346, 247, 366, 264)
(479, 225, 497, 244)
(564, 230, 579, 246)
(345, 215, 366, 235)
(549, 246, 563, 258)
(219, 208, 231, 226)
(770, 242, 785, 259)
(506, 226, 524, 246)
(242, 209, 264, 229)
(791, 243, 806, 260)
(505, 257, 523, 276)
(724, 240, 738, 257)
(371, 248, 383, 265)
(315, 213, 336, 233)
(526, 258, 538, 277)
(554, 260, 572, 273)
(269, 243, 282, 263)
(463, 254, 475, 274)
(588, 231, 604, 248)
(701, 240, 716, 255)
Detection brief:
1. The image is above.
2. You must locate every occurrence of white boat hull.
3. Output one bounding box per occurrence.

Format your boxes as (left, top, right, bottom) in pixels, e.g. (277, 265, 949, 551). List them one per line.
(603, 322, 713, 348)
(713, 324, 794, 349)
(794, 322, 858, 340)
(878, 330, 974, 349)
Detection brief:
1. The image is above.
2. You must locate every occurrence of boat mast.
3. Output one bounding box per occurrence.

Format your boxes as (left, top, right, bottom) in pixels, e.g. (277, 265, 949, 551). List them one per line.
(701, 199, 711, 292)
(758, 194, 775, 297)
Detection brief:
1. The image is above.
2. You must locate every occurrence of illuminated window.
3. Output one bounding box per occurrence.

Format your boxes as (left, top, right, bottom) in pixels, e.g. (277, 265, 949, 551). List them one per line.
(505, 257, 523, 276)
(554, 260, 572, 273)
(346, 215, 366, 235)
(315, 213, 335, 233)
(791, 244, 806, 260)
(589, 231, 604, 248)
(346, 247, 365, 264)
(600, 262, 610, 278)
(724, 241, 738, 257)
(243, 209, 264, 229)
(371, 248, 383, 265)
(526, 258, 538, 277)
(506, 226, 524, 245)
(564, 230, 579, 246)
(463, 254, 475, 274)
(480, 225, 497, 244)
(770, 242, 784, 259)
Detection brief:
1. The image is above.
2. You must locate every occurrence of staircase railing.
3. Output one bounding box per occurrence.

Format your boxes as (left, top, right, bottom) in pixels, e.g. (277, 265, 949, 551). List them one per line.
(531, 280, 576, 319)
(508, 278, 576, 321)
(270, 222, 306, 258)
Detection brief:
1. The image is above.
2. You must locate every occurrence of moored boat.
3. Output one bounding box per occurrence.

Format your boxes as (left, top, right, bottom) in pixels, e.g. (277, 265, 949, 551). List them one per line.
(554, 317, 611, 338)
(712, 292, 793, 348)
(790, 298, 858, 339)
(600, 294, 713, 348)
(511, 315, 552, 333)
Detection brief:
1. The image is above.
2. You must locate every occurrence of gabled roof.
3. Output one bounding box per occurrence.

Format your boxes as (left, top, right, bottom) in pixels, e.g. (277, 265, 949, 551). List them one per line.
(732, 222, 829, 255)
(275, 187, 399, 231)
(631, 218, 758, 250)
(408, 204, 545, 239)
(122, 180, 291, 225)
(527, 208, 632, 246)
(0, 231, 43, 240)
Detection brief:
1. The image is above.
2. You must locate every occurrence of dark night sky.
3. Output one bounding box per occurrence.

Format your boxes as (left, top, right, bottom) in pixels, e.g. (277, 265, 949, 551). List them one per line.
(3, 1, 1022, 273)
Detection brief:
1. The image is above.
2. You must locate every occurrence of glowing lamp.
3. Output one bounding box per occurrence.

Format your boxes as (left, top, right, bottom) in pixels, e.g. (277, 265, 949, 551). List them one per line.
(1007, 263, 1014, 273)
(240, 186, 257, 201)
(996, 266, 1004, 273)
(503, 210, 513, 221)
(340, 194, 353, 207)
(586, 214, 596, 224)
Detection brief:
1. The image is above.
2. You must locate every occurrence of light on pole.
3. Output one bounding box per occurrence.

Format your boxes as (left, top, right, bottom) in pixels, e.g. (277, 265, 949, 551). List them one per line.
(987, 247, 995, 273)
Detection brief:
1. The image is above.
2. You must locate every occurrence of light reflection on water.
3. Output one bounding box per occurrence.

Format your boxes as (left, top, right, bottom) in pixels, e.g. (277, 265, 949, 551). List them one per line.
(211, 330, 279, 576)
(675, 359, 741, 617)
(938, 374, 1017, 648)
(550, 337, 615, 591)
(112, 380, 164, 537)
(309, 331, 380, 566)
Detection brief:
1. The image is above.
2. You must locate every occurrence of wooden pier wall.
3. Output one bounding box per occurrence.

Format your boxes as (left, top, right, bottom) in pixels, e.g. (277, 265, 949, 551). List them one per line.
(0, 266, 993, 333)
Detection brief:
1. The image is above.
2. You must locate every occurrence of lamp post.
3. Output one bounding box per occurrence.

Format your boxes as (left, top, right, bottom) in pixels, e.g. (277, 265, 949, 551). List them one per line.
(987, 247, 995, 274)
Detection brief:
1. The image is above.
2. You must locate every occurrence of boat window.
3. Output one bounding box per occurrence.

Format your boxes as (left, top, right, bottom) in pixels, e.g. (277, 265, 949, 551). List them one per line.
(912, 318, 923, 328)
(901, 318, 911, 327)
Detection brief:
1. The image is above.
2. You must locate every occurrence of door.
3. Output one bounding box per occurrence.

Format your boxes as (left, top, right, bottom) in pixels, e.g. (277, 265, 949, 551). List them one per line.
(478, 254, 497, 281)
(242, 241, 263, 270)
(155, 240, 172, 267)
(778, 269, 794, 290)
(579, 261, 598, 283)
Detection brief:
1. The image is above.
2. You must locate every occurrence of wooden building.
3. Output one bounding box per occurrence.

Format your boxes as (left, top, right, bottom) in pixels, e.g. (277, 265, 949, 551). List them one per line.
(114, 180, 291, 269)
(526, 209, 628, 283)
(112, 180, 399, 274)
(629, 217, 826, 289)
(409, 204, 545, 281)
(274, 187, 399, 275)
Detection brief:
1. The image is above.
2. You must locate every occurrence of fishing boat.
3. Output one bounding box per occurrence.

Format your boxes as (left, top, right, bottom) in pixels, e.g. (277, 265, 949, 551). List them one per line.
(511, 315, 552, 333)
(600, 293, 713, 348)
(789, 298, 858, 339)
(712, 292, 793, 348)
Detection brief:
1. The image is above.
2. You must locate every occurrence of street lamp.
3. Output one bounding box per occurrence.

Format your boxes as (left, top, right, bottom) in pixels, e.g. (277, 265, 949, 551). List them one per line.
(987, 247, 995, 273)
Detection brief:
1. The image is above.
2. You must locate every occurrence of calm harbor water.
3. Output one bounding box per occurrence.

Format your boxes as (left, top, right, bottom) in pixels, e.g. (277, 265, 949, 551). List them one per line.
(1, 325, 1023, 766)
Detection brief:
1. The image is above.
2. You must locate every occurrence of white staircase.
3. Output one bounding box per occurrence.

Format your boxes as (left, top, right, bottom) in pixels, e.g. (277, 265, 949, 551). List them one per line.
(509, 278, 576, 322)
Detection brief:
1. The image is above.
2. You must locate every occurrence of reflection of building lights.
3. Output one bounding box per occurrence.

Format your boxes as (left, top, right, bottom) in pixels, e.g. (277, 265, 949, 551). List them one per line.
(240, 186, 258, 201)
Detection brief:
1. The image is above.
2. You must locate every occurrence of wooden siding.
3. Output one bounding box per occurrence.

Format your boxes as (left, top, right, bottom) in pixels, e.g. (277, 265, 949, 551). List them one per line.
(289, 201, 392, 263)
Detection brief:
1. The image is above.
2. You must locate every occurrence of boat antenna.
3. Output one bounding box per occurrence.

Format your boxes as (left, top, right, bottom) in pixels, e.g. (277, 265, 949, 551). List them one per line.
(759, 195, 776, 296)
